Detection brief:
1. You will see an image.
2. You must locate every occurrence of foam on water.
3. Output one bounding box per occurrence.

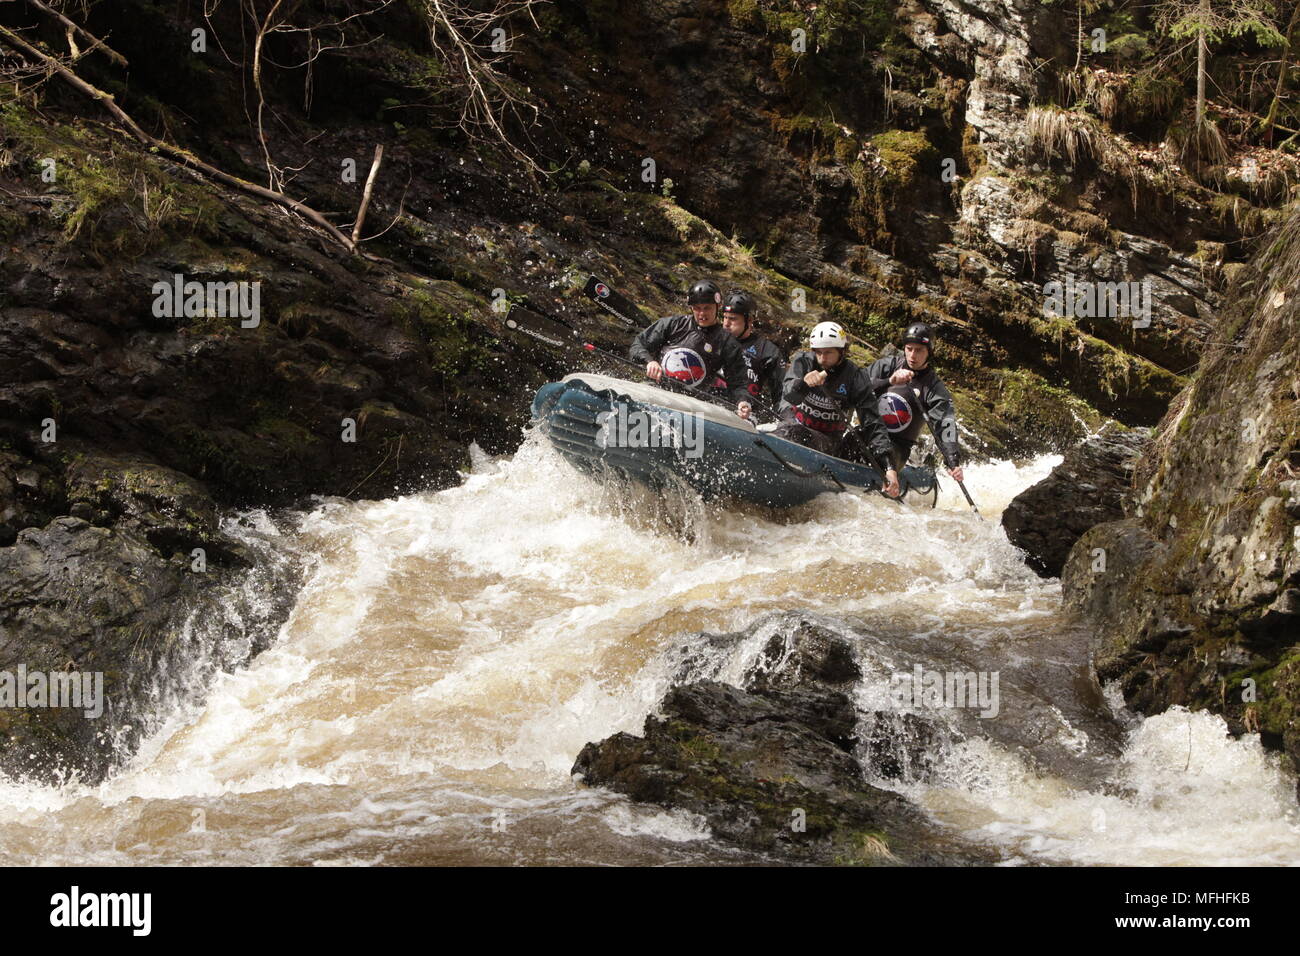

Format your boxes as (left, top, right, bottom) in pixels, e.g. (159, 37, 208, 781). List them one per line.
(0, 434, 1292, 865)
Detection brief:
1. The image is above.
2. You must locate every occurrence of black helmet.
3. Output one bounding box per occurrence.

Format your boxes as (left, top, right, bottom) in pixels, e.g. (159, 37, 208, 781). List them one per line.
(722, 289, 756, 324)
(687, 279, 723, 306)
(902, 322, 933, 349)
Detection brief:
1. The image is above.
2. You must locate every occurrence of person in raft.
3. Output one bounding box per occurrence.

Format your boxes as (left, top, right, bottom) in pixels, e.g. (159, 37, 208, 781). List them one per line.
(846, 322, 965, 496)
(716, 289, 786, 413)
(629, 279, 753, 419)
(772, 320, 903, 497)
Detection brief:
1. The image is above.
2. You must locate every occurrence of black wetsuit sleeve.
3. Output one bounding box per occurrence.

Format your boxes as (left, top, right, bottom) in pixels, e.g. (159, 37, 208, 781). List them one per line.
(851, 369, 896, 463)
(629, 316, 676, 366)
(762, 341, 787, 408)
(720, 335, 751, 406)
(865, 355, 900, 395)
(925, 378, 962, 469)
(782, 353, 812, 406)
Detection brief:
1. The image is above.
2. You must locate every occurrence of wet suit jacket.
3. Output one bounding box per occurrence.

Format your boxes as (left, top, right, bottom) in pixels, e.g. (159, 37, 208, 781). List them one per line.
(629, 315, 751, 405)
(862, 353, 962, 469)
(708, 332, 786, 413)
(779, 352, 877, 439)
(735, 332, 787, 408)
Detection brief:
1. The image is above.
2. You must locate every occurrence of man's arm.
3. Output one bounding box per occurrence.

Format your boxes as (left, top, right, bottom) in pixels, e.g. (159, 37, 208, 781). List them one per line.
(629, 316, 675, 366)
(762, 341, 787, 408)
(924, 379, 962, 469)
(782, 353, 813, 406)
(864, 354, 900, 395)
(720, 336, 752, 406)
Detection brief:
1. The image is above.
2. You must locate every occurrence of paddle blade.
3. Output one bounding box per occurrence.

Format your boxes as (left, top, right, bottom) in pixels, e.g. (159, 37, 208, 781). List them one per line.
(504, 305, 575, 349)
(583, 275, 644, 328)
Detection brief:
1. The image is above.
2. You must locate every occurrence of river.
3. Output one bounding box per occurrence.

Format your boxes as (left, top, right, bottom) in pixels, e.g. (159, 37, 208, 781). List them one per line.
(1, 432, 1297, 865)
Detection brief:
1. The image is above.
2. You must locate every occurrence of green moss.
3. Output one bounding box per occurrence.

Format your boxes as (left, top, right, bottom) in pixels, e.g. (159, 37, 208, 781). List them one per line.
(1208, 193, 1267, 238)
(871, 130, 937, 190)
(727, 0, 761, 27)
(772, 113, 847, 153)
(1118, 71, 1183, 130)
(756, 0, 896, 49)
(1239, 650, 1300, 736)
(0, 96, 222, 259)
(251, 415, 319, 452)
(0, 205, 25, 241)
(392, 286, 493, 376)
(831, 828, 895, 866)
(990, 368, 1091, 450)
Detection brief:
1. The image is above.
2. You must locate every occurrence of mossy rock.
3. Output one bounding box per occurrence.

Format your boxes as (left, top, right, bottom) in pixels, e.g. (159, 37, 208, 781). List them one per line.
(871, 130, 938, 191)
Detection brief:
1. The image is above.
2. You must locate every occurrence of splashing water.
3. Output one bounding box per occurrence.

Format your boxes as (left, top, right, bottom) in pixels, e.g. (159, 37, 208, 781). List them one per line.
(0, 433, 1294, 865)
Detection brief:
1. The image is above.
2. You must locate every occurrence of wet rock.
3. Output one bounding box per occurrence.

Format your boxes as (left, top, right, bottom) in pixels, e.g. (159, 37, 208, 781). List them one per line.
(0, 517, 196, 783)
(743, 618, 862, 691)
(1003, 425, 1150, 577)
(860, 711, 945, 782)
(60, 445, 221, 557)
(0, 509, 296, 785)
(573, 681, 979, 865)
(575, 617, 995, 864)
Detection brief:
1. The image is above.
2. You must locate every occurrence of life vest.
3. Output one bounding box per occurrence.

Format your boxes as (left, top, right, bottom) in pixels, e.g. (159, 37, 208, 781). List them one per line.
(878, 383, 925, 442)
(792, 361, 857, 433)
(662, 346, 709, 387)
(659, 320, 728, 388)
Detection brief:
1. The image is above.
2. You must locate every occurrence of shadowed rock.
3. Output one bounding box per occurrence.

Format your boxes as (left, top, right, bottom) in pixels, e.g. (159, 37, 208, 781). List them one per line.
(1002, 425, 1150, 577)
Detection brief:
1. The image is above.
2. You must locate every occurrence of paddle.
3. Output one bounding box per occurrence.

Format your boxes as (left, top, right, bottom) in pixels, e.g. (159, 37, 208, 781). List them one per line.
(582, 275, 645, 329)
(502, 305, 765, 419)
(955, 478, 983, 519)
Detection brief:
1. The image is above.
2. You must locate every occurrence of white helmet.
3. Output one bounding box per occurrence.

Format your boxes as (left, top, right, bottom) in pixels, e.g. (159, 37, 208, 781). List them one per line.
(809, 321, 848, 349)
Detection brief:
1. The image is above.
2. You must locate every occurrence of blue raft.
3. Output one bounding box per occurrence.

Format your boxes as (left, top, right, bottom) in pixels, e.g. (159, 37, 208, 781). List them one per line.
(531, 373, 938, 509)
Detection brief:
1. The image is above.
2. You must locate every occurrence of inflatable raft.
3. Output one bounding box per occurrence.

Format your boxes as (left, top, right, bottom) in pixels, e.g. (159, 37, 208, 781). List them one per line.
(531, 373, 939, 509)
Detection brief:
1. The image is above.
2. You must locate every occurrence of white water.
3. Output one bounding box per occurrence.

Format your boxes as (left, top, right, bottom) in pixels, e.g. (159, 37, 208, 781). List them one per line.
(1, 435, 1297, 865)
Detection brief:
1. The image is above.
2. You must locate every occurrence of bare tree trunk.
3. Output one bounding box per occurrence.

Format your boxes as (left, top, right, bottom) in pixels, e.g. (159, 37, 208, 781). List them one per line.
(24, 0, 129, 67)
(1076, 3, 1083, 70)
(1196, 0, 1210, 126)
(1260, 0, 1300, 141)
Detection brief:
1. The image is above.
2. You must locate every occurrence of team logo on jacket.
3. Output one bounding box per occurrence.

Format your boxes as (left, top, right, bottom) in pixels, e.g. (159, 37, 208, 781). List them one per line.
(879, 392, 914, 433)
(662, 347, 708, 387)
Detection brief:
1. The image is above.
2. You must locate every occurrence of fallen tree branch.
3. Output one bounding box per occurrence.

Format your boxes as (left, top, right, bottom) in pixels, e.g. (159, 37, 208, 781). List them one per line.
(24, 0, 128, 67)
(0, 22, 359, 253)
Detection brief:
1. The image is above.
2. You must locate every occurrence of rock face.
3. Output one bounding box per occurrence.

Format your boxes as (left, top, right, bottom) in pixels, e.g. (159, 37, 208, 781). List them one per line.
(1002, 425, 1150, 577)
(574, 617, 993, 865)
(0, 505, 298, 784)
(1062, 207, 1300, 776)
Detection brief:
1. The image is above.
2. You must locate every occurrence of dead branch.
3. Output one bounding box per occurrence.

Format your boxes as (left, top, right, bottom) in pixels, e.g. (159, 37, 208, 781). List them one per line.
(419, 0, 544, 179)
(351, 143, 383, 244)
(23, 0, 128, 67)
(0, 22, 359, 253)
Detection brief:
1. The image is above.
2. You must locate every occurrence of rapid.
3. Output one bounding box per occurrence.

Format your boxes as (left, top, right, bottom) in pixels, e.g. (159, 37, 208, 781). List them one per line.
(1, 430, 1298, 866)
